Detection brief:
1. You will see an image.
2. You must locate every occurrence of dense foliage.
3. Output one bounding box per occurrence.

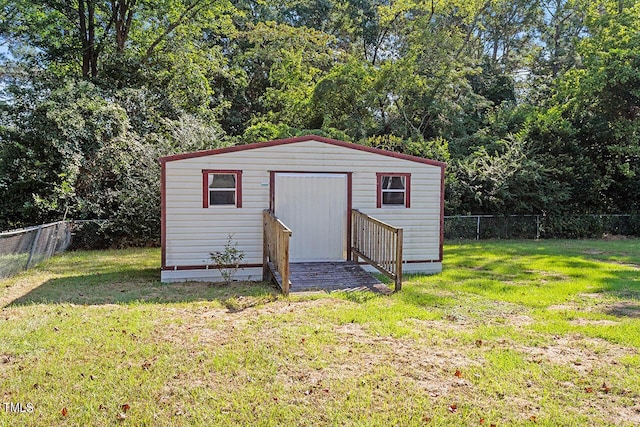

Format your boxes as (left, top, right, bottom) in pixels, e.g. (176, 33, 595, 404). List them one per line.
(1, 0, 638, 244)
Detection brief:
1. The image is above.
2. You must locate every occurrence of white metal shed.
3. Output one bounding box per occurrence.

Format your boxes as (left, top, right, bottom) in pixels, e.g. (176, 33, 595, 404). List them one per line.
(159, 135, 445, 283)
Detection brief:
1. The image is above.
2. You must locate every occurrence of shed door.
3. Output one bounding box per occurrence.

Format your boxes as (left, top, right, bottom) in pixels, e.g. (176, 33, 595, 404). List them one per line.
(274, 173, 347, 262)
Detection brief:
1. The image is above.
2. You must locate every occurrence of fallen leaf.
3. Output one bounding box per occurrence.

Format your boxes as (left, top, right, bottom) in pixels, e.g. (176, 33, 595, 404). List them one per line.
(174, 409, 184, 416)
(121, 403, 130, 413)
(322, 388, 329, 393)
(272, 397, 278, 401)
(99, 404, 107, 411)
(422, 415, 432, 422)
(448, 404, 457, 413)
(53, 327, 59, 332)
(430, 392, 439, 398)
(480, 417, 485, 424)
(491, 424, 497, 427)
(300, 338, 306, 344)
(601, 382, 611, 393)
(475, 339, 483, 347)
(454, 370, 463, 378)
(585, 387, 593, 393)
(61, 407, 68, 417)
(116, 412, 126, 420)
(529, 415, 537, 422)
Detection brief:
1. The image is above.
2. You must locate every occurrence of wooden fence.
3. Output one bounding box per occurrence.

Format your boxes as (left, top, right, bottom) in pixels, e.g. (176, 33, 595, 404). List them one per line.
(351, 209, 403, 291)
(263, 210, 292, 295)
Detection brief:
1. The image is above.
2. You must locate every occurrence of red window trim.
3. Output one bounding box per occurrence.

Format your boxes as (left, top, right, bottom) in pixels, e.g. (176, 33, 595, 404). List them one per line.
(376, 173, 411, 208)
(202, 170, 243, 208)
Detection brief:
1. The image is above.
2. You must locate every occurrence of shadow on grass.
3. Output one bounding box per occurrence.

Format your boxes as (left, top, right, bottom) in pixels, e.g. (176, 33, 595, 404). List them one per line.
(604, 302, 640, 318)
(6, 268, 280, 310)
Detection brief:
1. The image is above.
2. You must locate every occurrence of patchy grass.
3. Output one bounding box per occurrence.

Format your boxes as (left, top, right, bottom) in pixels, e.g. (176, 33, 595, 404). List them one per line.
(0, 241, 639, 426)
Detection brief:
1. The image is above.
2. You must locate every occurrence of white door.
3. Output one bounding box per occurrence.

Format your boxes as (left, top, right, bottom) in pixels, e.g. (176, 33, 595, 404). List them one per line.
(274, 173, 348, 262)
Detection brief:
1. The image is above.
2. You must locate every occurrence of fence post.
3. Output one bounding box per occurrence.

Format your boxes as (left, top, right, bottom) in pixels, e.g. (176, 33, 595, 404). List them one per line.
(476, 216, 481, 240)
(395, 228, 403, 292)
(26, 225, 44, 269)
(47, 223, 59, 257)
(536, 215, 540, 240)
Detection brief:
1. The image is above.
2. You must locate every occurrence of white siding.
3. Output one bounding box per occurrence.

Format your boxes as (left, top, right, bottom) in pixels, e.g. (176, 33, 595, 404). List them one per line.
(163, 139, 442, 273)
(161, 267, 263, 283)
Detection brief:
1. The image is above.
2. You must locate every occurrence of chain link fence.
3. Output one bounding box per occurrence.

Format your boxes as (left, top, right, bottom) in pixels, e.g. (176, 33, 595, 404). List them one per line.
(67, 220, 113, 250)
(0, 220, 117, 279)
(445, 214, 640, 240)
(0, 221, 72, 279)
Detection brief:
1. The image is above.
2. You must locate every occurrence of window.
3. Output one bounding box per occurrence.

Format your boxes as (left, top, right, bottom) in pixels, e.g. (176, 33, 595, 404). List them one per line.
(377, 173, 410, 208)
(202, 170, 242, 208)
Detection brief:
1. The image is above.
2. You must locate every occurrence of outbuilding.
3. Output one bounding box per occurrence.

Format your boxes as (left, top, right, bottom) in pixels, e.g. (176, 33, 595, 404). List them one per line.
(160, 135, 445, 288)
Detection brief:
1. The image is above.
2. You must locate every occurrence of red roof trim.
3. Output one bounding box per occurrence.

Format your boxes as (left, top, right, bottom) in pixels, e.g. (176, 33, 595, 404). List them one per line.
(159, 135, 446, 168)
(160, 162, 167, 269)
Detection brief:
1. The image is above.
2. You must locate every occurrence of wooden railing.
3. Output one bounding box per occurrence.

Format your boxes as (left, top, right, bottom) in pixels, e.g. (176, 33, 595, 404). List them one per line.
(351, 209, 403, 291)
(263, 210, 292, 295)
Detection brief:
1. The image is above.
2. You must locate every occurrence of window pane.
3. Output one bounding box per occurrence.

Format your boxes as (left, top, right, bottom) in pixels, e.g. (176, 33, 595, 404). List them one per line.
(209, 174, 235, 189)
(210, 190, 236, 205)
(382, 191, 405, 205)
(382, 176, 405, 190)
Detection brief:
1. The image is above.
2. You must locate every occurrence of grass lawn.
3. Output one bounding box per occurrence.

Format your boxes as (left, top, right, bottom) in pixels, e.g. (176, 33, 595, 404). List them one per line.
(1, 240, 639, 426)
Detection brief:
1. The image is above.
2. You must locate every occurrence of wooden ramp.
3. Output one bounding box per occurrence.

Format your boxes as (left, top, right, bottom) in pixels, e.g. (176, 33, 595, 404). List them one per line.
(287, 261, 392, 294)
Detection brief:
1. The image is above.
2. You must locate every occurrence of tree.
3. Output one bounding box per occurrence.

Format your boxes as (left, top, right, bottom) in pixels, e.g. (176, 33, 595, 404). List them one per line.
(0, 0, 235, 79)
(528, 0, 640, 212)
(449, 134, 569, 214)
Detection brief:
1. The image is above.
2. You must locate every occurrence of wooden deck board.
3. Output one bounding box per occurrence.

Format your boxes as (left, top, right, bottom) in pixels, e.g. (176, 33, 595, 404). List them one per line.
(288, 261, 392, 294)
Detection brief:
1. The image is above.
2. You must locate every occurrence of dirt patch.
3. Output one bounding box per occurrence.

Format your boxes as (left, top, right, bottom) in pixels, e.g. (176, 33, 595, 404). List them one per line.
(602, 235, 629, 241)
(331, 322, 481, 397)
(506, 333, 640, 425)
(547, 303, 578, 311)
(570, 319, 619, 326)
(0, 353, 16, 370)
(583, 250, 604, 255)
(605, 302, 640, 318)
(514, 334, 637, 375)
(0, 275, 46, 308)
(579, 293, 605, 299)
(548, 294, 608, 312)
(548, 298, 640, 320)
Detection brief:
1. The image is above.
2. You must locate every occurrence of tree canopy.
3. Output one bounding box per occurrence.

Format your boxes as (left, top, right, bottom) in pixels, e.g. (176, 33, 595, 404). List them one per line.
(1, 0, 638, 241)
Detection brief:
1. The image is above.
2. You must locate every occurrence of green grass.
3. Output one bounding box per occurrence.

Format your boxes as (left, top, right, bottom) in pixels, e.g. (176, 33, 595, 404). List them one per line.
(1, 240, 639, 426)
(0, 253, 29, 279)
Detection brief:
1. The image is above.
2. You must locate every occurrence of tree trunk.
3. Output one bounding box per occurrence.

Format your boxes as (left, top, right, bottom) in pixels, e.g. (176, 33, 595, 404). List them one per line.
(88, 0, 97, 77)
(114, 0, 136, 52)
(79, 0, 90, 78)
(78, 0, 98, 78)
